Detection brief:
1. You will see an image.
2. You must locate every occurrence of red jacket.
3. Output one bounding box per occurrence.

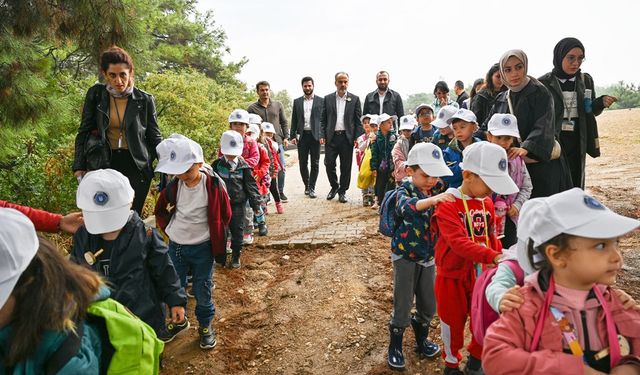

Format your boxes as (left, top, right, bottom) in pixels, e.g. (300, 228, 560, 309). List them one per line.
(254, 143, 271, 196)
(432, 188, 502, 279)
(0, 200, 61, 233)
(483, 272, 640, 375)
(154, 169, 231, 256)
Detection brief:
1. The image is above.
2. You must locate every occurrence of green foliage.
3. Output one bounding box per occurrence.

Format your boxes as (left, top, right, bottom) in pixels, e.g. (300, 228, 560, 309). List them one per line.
(403, 93, 435, 114)
(272, 89, 293, 122)
(597, 81, 640, 110)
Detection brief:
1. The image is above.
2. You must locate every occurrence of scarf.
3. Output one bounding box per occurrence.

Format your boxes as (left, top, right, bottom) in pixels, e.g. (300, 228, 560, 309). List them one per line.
(106, 83, 134, 98)
(499, 49, 531, 93)
(552, 37, 585, 79)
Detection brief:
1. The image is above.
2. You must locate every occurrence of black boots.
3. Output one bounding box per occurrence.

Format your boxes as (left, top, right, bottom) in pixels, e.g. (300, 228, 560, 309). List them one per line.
(410, 316, 441, 358)
(388, 324, 405, 371)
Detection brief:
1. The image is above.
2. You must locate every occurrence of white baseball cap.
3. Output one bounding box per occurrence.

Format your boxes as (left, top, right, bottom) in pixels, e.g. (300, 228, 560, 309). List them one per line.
(487, 114, 520, 139)
(369, 115, 380, 126)
(399, 115, 418, 131)
(459, 142, 519, 195)
(247, 123, 261, 141)
(0, 208, 39, 309)
(76, 169, 135, 234)
(248, 113, 263, 125)
(406, 143, 453, 177)
(447, 108, 478, 125)
(155, 134, 204, 175)
(220, 130, 244, 156)
(361, 114, 376, 123)
(431, 105, 459, 129)
(261, 122, 276, 134)
(414, 103, 435, 116)
(228, 109, 250, 125)
(516, 188, 640, 274)
(378, 113, 397, 124)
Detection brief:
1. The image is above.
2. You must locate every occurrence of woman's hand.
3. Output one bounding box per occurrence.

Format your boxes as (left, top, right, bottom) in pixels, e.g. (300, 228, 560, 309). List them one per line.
(508, 147, 528, 159)
(508, 205, 519, 217)
(602, 95, 618, 108)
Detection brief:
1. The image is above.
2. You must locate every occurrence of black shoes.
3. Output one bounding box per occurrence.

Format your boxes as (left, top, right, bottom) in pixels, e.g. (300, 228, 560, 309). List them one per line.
(231, 254, 241, 269)
(199, 326, 217, 350)
(308, 189, 317, 199)
(327, 187, 338, 200)
(280, 192, 288, 202)
(258, 223, 268, 236)
(158, 318, 190, 343)
(304, 188, 310, 195)
(338, 193, 347, 203)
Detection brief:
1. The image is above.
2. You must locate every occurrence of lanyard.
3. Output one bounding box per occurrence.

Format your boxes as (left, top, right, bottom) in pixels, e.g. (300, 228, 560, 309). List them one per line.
(458, 189, 489, 248)
(112, 96, 126, 148)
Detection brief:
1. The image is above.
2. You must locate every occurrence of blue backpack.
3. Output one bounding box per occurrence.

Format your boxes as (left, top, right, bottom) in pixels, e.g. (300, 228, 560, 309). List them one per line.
(379, 187, 402, 237)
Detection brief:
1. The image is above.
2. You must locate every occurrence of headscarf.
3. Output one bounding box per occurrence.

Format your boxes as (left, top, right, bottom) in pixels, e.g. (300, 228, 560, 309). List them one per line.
(552, 37, 585, 79)
(499, 49, 531, 93)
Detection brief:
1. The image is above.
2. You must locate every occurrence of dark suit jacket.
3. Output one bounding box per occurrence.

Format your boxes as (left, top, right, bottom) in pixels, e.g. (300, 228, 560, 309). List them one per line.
(320, 92, 363, 144)
(291, 95, 324, 141)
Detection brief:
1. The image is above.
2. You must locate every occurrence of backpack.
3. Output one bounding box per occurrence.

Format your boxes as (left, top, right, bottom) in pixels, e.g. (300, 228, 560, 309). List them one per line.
(470, 260, 525, 344)
(46, 298, 164, 375)
(379, 187, 402, 237)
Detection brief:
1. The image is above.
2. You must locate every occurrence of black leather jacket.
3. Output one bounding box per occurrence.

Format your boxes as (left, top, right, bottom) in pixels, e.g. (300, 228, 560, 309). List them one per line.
(72, 83, 162, 172)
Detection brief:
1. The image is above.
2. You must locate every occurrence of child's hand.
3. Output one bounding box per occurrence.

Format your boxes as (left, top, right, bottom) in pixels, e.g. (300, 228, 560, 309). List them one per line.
(508, 147, 528, 159)
(429, 192, 455, 205)
(610, 364, 639, 375)
(372, 170, 377, 177)
(171, 306, 186, 323)
(508, 205, 519, 217)
(615, 289, 640, 311)
(499, 286, 524, 312)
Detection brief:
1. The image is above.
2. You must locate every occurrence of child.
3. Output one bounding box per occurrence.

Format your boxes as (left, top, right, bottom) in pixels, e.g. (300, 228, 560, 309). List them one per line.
(356, 114, 378, 206)
(392, 115, 417, 185)
(387, 142, 453, 371)
(154, 134, 232, 349)
(486, 113, 532, 248)
(212, 131, 262, 269)
(410, 103, 436, 148)
(442, 108, 482, 188)
(370, 113, 397, 209)
(431, 105, 458, 150)
(72, 169, 189, 342)
(247, 123, 270, 236)
(261, 122, 285, 214)
(483, 188, 640, 375)
(432, 142, 519, 375)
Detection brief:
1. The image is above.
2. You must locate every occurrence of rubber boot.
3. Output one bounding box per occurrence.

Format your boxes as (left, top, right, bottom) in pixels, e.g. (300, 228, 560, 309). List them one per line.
(411, 316, 441, 358)
(387, 325, 405, 371)
(275, 201, 284, 214)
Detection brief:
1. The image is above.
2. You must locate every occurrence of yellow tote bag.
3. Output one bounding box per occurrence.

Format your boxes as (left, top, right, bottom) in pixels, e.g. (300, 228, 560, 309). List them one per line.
(357, 148, 375, 189)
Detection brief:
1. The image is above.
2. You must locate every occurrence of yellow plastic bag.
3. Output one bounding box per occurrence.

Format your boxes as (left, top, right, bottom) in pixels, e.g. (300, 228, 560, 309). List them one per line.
(357, 148, 375, 189)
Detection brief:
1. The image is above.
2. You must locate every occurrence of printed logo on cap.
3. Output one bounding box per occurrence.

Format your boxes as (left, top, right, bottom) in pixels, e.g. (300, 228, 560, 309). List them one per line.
(498, 158, 507, 171)
(439, 111, 445, 119)
(583, 195, 605, 210)
(502, 117, 511, 126)
(403, 117, 409, 123)
(170, 150, 177, 161)
(230, 139, 238, 148)
(93, 191, 109, 206)
(432, 149, 441, 159)
(234, 112, 243, 119)
(457, 110, 465, 115)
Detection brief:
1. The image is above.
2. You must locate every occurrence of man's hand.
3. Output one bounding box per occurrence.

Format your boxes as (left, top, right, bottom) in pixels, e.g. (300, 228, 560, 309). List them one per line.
(59, 212, 84, 234)
(283, 139, 290, 147)
(499, 286, 524, 312)
(291, 138, 297, 145)
(171, 306, 186, 323)
(320, 138, 325, 145)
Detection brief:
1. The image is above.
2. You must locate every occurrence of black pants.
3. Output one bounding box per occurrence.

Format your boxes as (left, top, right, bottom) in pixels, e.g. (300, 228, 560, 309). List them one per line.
(324, 132, 353, 193)
(110, 149, 152, 215)
(374, 166, 394, 204)
(298, 130, 321, 190)
(229, 203, 245, 258)
(559, 129, 584, 188)
(269, 175, 281, 202)
(500, 216, 517, 249)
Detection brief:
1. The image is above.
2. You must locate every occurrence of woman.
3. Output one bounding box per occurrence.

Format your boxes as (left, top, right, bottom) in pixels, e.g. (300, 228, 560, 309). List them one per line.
(462, 78, 485, 110)
(486, 50, 572, 198)
(72, 46, 162, 214)
(432, 81, 459, 114)
(472, 63, 506, 129)
(539, 37, 617, 188)
(0, 208, 103, 373)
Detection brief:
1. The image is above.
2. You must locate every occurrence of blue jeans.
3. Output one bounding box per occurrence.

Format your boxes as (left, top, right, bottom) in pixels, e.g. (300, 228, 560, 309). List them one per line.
(168, 241, 214, 327)
(278, 143, 286, 194)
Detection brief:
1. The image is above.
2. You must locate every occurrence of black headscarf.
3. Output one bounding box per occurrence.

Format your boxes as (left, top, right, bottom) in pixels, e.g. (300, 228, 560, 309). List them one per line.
(552, 37, 585, 79)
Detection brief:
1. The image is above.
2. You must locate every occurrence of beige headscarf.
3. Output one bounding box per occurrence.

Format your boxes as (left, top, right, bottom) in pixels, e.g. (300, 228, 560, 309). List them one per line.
(499, 49, 531, 93)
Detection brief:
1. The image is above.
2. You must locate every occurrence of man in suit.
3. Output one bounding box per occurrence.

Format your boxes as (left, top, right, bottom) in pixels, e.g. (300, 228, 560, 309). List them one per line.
(291, 76, 324, 199)
(320, 72, 363, 203)
(362, 71, 404, 132)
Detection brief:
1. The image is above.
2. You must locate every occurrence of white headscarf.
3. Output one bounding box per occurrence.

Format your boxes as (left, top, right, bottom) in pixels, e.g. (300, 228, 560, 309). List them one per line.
(499, 49, 531, 93)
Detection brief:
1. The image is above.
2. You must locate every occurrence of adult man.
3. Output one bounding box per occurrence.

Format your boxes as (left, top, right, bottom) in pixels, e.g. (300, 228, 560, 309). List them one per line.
(291, 76, 324, 199)
(247, 81, 290, 201)
(320, 72, 363, 203)
(362, 71, 404, 132)
(454, 80, 469, 108)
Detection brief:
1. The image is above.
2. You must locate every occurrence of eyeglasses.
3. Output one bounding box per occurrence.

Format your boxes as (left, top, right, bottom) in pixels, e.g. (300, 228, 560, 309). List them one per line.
(565, 55, 585, 64)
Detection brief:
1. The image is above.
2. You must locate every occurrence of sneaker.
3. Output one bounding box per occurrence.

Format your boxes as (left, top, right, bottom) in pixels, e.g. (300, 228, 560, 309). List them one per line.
(199, 326, 217, 350)
(258, 223, 268, 236)
(242, 233, 254, 245)
(231, 255, 241, 269)
(158, 318, 190, 343)
(280, 193, 288, 202)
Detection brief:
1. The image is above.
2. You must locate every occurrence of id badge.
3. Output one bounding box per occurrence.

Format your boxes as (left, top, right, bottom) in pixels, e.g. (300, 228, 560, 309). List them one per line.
(561, 120, 575, 132)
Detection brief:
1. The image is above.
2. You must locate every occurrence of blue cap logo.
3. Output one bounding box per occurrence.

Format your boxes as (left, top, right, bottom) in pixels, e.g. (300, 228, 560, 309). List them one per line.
(432, 149, 441, 159)
(502, 117, 511, 126)
(583, 195, 605, 210)
(403, 118, 409, 123)
(439, 111, 445, 119)
(498, 158, 507, 171)
(93, 191, 109, 206)
(234, 112, 243, 119)
(230, 140, 238, 148)
(170, 150, 177, 161)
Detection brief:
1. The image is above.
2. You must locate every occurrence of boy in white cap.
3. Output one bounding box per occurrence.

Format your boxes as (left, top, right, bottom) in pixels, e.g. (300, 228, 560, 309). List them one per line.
(371, 113, 398, 208)
(410, 103, 437, 148)
(153, 134, 232, 349)
(392, 115, 417, 184)
(71, 169, 189, 343)
(431, 105, 458, 150)
(356, 114, 378, 206)
(442, 108, 482, 188)
(431, 142, 519, 375)
(486, 113, 532, 247)
(386, 143, 453, 371)
(212, 130, 262, 269)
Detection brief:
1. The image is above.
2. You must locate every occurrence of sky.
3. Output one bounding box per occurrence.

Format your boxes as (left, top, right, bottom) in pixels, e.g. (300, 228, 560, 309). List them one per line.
(197, 0, 640, 101)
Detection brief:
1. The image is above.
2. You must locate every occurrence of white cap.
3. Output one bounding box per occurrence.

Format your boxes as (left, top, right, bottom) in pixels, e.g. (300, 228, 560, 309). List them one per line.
(247, 123, 261, 141)
(487, 114, 520, 139)
(155, 134, 204, 175)
(399, 115, 417, 131)
(516, 188, 640, 274)
(414, 103, 435, 115)
(220, 130, 244, 156)
(228, 109, 250, 125)
(431, 105, 459, 128)
(459, 142, 519, 195)
(447, 108, 478, 125)
(261, 122, 276, 134)
(378, 113, 397, 124)
(406, 143, 453, 177)
(248, 113, 263, 125)
(77, 169, 134, 234)
(369, 115, 380, 126)
(361, 114, 376, 122)
(0, 208, 39, 309)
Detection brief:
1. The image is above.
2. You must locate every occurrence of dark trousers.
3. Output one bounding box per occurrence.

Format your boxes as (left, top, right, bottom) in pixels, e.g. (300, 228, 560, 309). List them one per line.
(229, 203, 245, 258)
(110, 149, 152, 215)
(374, 166, 394, 204)
(269, 176, 281, 202)
(298, 131, 321, 190)
(500, 216, 517, 249)
(559, 130, 584, 188)
(324, 132, 353, 193)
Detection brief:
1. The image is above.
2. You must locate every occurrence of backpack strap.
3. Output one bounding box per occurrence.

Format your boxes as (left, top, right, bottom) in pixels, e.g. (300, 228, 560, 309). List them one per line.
(45, 323, 84, 375)
(504, 259, 525, 285)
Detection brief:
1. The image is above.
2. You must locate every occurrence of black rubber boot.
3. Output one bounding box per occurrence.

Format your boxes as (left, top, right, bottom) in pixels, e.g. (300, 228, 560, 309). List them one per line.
(411, 316, 441, 358)
(388, 324, 405, 371)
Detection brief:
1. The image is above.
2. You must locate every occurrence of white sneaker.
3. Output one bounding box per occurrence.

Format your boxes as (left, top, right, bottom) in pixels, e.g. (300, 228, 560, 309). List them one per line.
(242, 233, 254, 245)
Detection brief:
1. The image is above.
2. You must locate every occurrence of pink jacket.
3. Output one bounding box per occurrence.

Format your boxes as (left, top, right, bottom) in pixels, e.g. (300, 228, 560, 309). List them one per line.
(391, 137, 409, 183)
(483, 272, 640, 375)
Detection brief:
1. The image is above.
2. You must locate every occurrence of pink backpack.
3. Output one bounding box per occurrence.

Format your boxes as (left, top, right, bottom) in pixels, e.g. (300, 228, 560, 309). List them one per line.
(471, 259, 525, 344)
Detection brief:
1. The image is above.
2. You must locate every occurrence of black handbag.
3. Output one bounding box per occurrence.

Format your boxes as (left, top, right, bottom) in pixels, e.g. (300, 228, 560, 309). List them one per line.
(84, 130, 110, 171)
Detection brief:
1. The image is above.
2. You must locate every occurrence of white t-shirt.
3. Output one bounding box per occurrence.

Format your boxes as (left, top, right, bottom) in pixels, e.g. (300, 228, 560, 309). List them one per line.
(165, 172, 210, 245)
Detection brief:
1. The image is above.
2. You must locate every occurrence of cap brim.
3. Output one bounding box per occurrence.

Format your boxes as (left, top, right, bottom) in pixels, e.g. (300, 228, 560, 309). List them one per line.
(220, 146, 243, 156)
(488, 129, 520, 138)
(479, 174, 519, 195)
(419, 162, 453, 177)
(155, 159, 192, 175)
(399, 126, 414, 131)
(83, 205, 131, 234)
(431, 119, 449, 129)
(564, 213, 640, 240)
